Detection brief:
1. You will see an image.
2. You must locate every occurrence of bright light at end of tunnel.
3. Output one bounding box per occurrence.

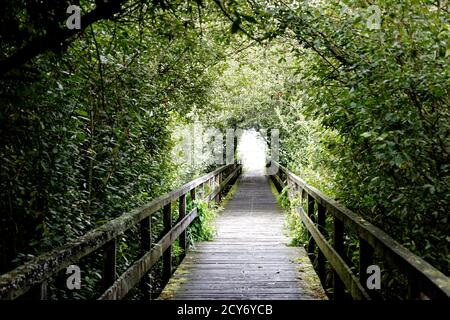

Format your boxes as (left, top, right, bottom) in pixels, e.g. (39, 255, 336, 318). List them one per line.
(237, 129, 268, 176)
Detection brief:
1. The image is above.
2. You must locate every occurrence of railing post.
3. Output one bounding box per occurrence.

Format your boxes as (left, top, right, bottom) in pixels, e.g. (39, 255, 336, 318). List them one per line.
(190, 187, 196, 203)
(307, 194, 316, 255)
(294, 184, 300, 202)
(139, 216, 151, 299)
(30, 281, 48, 300)
(287, 179, 293, 201)
(317, 203, 326, 283)
(178, 194, 187, 259)
(359, 237, 374, 293)
(103, 238, 117, 291)
(333, 217, 345, 300)
(162, 203, 172, 284)
(407, 277, 420, 300)
(40, 281, 48, 300)
(208, 178, 212, 197)
(301, 188, 307, 207)
(207, 178, 212, 207)
(215, 172, 222, 204)
(199, 183, 204, 199)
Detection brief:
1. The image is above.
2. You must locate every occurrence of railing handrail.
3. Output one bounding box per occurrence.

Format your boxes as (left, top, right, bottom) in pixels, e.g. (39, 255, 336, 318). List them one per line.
(0, 162, 241, 299)
(270, 160, 450, 300)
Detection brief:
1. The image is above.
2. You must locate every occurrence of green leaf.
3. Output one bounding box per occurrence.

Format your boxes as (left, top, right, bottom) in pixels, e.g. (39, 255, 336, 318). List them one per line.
(75, 109, 88, 117)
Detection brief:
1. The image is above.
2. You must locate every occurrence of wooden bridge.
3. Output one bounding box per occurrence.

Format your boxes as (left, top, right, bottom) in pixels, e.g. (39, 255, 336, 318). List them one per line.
(0, 161, 449, 300)
(159, 174, 325, 300)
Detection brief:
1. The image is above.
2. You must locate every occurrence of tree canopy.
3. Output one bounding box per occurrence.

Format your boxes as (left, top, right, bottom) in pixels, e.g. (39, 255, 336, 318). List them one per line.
(0, 0, 448, 294)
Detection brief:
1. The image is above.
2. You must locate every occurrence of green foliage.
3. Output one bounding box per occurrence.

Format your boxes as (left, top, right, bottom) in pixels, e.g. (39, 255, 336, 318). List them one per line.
(188, 180, 240, 244)
(272, 0, 450, 273)
(276, 186, 308, 247)
(0, 0, 448, 301)
(0, 1, 234, 274)
(205, 1, 449, 274)
(277, 186, 291, 210)
(188, 199, 217, 242)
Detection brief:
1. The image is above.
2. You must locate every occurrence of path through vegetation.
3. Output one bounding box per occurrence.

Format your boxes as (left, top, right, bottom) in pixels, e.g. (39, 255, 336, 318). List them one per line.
(160, 173, 326, 300)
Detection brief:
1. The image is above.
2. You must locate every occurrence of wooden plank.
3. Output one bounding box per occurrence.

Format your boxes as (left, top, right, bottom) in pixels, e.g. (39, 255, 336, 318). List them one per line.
(317, 203, 326, 283)
(163, 203, 172, 285)
(30, 281, 48, 300)
(359, 237, 374, 289)
(178, 194, 187, 258)
(215, 173, 222, 204)
(172, 288, 304, 294)
(173, 282, 303, 289)
(102, 238, 117, 291)
(333, 217, 345, 299)
(307, 194, 316, 255)
(99, 208, 197, 300)
(160, 174, 327, 300)
(140, 217, 151, 254)
(139, 216, 151, 299)
(190, 187, 196, 203)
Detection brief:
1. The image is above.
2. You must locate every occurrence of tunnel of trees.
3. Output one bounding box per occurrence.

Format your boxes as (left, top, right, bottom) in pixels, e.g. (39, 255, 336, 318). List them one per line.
(0, 0, 448, 299)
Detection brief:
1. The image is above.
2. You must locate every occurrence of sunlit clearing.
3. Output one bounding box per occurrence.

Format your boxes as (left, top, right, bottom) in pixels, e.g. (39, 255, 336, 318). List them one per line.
(237, 129, 267, 176)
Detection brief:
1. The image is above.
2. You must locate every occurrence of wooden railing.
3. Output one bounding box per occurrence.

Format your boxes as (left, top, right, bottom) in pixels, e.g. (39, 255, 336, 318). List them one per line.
(269, 161, 450, 300)
(0, 162, 242, 300)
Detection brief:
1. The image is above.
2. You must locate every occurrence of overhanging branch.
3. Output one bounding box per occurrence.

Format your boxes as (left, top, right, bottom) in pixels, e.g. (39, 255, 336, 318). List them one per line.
(0, 0, 127, 76)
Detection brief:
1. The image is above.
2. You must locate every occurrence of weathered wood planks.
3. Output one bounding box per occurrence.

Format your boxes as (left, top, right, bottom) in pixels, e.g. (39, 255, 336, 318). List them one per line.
(160, 174, 327, 300)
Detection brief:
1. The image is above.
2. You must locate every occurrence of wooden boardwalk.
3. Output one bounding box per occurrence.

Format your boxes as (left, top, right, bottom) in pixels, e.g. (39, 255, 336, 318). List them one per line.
(160, 173, 326, 300)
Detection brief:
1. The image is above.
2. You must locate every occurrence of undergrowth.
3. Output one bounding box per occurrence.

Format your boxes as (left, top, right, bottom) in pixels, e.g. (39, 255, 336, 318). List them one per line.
(187, 177, 240, 245)
(276, 185, 309, 248)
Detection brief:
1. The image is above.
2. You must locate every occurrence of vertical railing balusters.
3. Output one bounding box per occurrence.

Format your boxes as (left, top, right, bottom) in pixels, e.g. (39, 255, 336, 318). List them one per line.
(287, 178, 293, 201)
(215, 172, 222, 204)
(190, 187, 196, 203)
(40, 281, 48, 300)
(139, 216, 151, 299)
(407, 277, 420, 300)
(359, 237, 374, 295)
(30, 281, 48, 300)
(162, 203, 172, 285)
(179, 194, 187, 259)
(199, 183, 204, 199)
(103, 238, 117, 291)
(333, 217, 345, 299)
(302, 188, 307, 207)
(317, 203, 326, 283)
(307, 194, 316, 255)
